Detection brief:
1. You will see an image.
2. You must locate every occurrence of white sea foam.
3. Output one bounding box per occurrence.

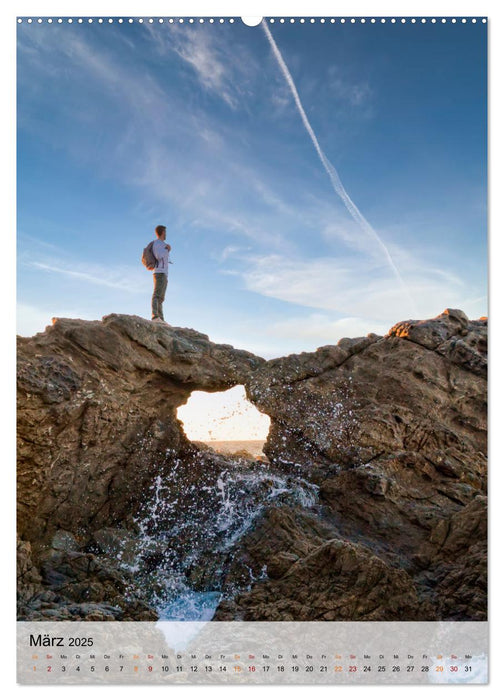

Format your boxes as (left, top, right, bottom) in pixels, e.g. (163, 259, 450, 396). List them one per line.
(117, 458, 319, 622)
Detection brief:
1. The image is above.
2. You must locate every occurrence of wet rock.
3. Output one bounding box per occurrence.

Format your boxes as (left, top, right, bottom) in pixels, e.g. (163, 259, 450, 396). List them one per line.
(17, 314, 265, 542)
(266, 552, 300, 579)
(50, 530, 80, 552)
(17, 538, 43, 603)
(215, 539, 433, 622)
(186, 552, 228, 591)
(18, 545, 158, 621)
(17, 309, 487, 622)
(90, 527, 142, 568)
(414, 497, 487, 620)
(248, 310, 486, 473)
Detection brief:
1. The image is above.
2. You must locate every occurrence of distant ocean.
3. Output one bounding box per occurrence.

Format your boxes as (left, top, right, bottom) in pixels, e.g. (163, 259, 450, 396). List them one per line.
(202, 440, 266, 458)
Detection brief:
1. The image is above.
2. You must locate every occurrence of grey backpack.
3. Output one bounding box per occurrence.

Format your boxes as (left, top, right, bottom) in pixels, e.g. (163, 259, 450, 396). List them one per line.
(141, 241, 157, 270)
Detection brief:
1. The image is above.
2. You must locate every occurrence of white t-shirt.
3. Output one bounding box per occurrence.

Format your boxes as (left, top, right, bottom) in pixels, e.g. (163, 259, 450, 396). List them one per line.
(152, 238, 170, 274)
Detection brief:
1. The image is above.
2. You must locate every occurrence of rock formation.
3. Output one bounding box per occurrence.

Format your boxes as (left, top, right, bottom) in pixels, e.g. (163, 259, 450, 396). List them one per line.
(17, 310, 487, 622)
(17, 314, 263, 541)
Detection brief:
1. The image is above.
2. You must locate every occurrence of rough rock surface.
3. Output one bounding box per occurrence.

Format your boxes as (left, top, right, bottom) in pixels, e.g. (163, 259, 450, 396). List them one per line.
(16, 532, 157, 621)
(216, 535, 431, 622)
(17, 313, 263, 541)
(17, 310, 487, 621)
(248, 308, 486, 472)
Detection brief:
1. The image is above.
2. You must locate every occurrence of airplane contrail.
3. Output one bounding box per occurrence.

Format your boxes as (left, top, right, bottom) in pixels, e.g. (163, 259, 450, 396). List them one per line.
(262, 21, 416, 309)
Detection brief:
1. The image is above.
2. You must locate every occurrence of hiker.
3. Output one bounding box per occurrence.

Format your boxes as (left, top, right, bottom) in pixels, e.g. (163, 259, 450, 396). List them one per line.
(150, 224, 171, 323)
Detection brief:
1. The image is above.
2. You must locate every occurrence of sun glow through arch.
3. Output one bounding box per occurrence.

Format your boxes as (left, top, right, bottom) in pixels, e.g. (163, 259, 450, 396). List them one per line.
(177, 385, 270, 444)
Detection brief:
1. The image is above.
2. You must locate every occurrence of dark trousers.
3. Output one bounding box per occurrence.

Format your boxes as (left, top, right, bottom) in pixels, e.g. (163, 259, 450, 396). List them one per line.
(152, 273, 168, 320)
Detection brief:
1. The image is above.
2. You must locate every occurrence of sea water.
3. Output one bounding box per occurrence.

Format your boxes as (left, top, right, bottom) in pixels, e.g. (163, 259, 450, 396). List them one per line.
(124, 457, 319, 622)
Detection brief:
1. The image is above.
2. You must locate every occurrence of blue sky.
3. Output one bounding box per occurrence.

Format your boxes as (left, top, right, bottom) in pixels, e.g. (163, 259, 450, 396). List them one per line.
(17, 17, 487, 358)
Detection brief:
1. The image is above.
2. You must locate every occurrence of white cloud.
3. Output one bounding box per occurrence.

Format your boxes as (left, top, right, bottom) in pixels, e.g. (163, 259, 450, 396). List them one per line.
(18, 26, 300, 262)
(20, 26, 161, 120)
(172, 33, 238, 109)
(197, 207, 289, 250)
(30, 262, 144, 293)
(317, 207, 386, 260)
(269, 313, 390, 344)
(216, 245, 249, 262)
(16, 303, 53, 337)
(237, 252, 483, 324)
(144, 23, 257, 110)
(16, 302, 91, 338)
(327, 65, 373, 108)
(205, 312, 389, 359)
(18, 25, 370, 261)
(19, 250, 147, 294)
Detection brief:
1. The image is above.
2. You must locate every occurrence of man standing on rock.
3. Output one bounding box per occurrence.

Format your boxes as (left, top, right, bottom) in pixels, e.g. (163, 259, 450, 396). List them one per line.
(151, 224, 171, 323)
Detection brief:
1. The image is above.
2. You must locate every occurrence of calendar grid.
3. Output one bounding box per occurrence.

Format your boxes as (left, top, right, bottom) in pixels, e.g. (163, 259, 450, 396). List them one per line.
(17, 621, 488, 684)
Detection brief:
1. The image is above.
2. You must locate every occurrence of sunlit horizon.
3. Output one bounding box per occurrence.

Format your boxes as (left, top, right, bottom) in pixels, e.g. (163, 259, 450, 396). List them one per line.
(177, 386, 271, 442)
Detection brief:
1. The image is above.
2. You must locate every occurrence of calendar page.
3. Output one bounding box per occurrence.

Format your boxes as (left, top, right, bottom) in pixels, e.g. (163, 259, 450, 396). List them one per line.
(16, 11, 488, 685)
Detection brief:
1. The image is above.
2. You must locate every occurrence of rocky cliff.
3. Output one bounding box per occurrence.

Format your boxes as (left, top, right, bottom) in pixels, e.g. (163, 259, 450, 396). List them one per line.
(17, 309, 487, 622)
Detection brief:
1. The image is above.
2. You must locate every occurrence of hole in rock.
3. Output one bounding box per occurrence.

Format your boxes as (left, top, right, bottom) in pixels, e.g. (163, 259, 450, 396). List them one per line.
(177, 385, 270, 460)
